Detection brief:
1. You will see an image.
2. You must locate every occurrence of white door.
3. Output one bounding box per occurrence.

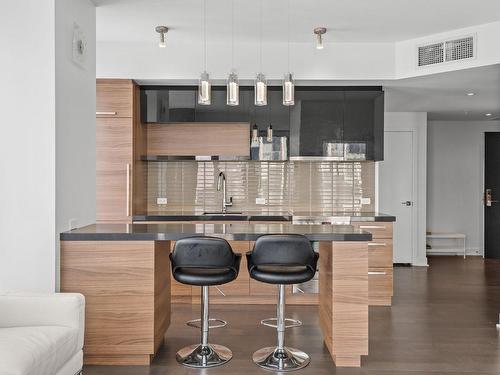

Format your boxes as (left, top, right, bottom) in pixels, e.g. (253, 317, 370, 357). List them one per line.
(379, 131, 414, 264)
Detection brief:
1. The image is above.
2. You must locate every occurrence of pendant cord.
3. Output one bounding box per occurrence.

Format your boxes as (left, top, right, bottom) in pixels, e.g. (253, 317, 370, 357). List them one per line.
(287, 0, 290, 72)
(259, 0, 263, 72)
(231, 0, 235, 71)
(203, 0, 207, 71)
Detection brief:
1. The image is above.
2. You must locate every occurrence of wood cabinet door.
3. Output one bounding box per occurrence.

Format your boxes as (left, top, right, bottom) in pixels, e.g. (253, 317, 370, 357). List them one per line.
(96, 117, 133, 222)
(96, 79, 134, 118)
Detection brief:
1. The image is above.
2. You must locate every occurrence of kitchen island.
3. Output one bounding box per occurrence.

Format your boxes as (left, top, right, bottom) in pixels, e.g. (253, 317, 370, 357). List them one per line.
(60, 223, 372, 367)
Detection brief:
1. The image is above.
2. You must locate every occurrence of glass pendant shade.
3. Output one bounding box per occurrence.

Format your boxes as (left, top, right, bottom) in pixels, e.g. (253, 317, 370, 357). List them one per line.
(282, 72, 295, 106)
(227, 71, 239, 106)
(198, 71, 211, 105)
(316, 33, 324, 49)
(254, 73, 267, 106)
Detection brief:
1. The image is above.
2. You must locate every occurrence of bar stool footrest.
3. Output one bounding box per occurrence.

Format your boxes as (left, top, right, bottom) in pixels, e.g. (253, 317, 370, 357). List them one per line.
(186, 318, 227, 329)
(260, 318, 302, 329)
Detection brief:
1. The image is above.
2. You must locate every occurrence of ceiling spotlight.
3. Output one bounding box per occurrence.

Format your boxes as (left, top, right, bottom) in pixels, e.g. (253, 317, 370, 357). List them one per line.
(314, 27, 327, 50)
(155, 26, 168, 48)
(486, 113, 493, 117)
(466, 92, 475, 96)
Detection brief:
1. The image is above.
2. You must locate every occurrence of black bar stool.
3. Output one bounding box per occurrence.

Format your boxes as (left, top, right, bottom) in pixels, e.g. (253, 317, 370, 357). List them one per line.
(170, 236, 241, 368)
(247, 234, 319, 372)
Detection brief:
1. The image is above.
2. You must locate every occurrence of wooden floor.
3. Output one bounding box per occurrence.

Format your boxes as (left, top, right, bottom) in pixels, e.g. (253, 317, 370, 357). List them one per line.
(84, 257, 500, 375)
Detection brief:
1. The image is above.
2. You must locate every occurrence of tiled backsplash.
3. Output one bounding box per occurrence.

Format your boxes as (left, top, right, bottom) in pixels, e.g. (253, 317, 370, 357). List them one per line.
(145, 161, 375, 215)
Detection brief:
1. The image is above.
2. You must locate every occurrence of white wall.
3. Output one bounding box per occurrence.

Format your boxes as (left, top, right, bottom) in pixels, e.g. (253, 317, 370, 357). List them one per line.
(0, 0, 56, 292)
(427, 121, 500, 254)
(96, 40, 395, 81)
(96, 20, 500, 81)
(0, 0, 96, 293)
(395, 21, 500, 79)
(55, 0, 96, 289)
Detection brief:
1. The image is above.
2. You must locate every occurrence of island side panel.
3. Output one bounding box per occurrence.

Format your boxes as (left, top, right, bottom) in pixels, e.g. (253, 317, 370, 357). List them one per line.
(319, 241, 368, 367)
(60, 240, 171, 365)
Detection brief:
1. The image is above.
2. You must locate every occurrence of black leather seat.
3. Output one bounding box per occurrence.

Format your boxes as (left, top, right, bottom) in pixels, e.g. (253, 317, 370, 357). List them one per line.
(171, 237, 241, 286)
(169, 236, 241, 368)
(246, 234, 319, 372)
(247, 234, 319, 285)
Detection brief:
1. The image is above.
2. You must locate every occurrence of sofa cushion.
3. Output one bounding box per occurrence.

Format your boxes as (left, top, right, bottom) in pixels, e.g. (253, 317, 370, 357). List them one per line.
(0, 325, 79, 375)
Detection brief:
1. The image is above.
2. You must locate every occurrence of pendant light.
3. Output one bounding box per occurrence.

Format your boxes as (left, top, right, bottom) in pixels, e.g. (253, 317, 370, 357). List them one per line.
(155, 26, 168, 48)
(227, 0, 239, 106)
(254, 0, 267, 106)
(314, 27, 327, 50)
(283, 0, 294, 106)
(198, 0, 211, 105)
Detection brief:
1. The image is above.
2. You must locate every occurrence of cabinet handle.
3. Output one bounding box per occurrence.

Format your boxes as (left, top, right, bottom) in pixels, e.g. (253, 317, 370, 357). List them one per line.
(126, 163, 131, 217)
(368, 242, 387, 247)
(96, 111, 117, 115)
(368, 271, 387, 275)
(360, 225, 386, 229)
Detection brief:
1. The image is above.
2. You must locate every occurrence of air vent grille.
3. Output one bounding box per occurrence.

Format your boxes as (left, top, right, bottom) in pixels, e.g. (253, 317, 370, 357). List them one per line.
(445, 36, 474, 62)
(418, 35, 475, 67)
(418, 43, 444, 66)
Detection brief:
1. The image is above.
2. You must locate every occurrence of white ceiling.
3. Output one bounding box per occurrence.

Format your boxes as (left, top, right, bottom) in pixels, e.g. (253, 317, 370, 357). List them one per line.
(95, 0, 500, 43)
(384, 64, 500, 121)
(94, 0, 500, 121)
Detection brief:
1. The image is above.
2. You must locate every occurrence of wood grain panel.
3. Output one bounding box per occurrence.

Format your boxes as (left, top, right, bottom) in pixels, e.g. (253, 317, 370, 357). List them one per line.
(319, 241, 368, 367)
(96, 79, 133, 118)
(368, 239, 393, 268)
(154, 241, 171, 352)
(146, 122, 250, 156)
(60, 240, 170, 365)
(351, 222, 393, 239)
(368, 267, 393, 306)
(96, 116, 133, 222)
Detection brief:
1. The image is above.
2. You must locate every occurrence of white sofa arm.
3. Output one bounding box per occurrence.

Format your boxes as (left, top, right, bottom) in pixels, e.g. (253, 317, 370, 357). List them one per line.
(0, 293, 85, 349)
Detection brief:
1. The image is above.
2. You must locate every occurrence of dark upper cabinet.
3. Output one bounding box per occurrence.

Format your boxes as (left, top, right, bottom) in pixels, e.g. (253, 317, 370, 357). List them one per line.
(142, 88, 195, 123)
(344, 90, 384, 160)
(290, 88, 384, 160)
(290, 90, 344, 157)
(140, 86, 384, 160)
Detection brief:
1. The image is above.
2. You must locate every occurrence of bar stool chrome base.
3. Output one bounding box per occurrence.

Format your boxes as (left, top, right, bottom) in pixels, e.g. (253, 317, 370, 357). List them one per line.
(176, 343, 232, 368)
(253, 346, 310, 372)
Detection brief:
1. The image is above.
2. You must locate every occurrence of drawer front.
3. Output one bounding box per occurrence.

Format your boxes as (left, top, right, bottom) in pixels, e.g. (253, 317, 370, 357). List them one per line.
(96, 80, 133, 118)
(352, 222, 393, 239)
(368, 239, 393, 268)
(368, 268, 393, 297)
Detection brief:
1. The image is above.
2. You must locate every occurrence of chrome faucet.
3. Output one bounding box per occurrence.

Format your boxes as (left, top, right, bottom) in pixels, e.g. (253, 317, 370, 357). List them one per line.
(217, 171, 233, 214)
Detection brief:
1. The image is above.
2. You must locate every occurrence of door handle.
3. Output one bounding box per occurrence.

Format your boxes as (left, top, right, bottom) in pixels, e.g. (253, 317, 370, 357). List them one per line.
(401, 201, 412, 206)
(484, 189, 498, 206)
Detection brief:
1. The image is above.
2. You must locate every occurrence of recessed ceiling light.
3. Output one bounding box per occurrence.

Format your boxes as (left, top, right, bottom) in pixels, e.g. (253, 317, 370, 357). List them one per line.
(486, 113, 492, 117)
(466, 92, 475, 96)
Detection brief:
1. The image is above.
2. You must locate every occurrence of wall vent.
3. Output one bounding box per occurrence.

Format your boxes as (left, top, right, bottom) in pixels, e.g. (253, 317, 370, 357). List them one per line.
(418, 35, 475, 67)
(418, 42, 444, 66)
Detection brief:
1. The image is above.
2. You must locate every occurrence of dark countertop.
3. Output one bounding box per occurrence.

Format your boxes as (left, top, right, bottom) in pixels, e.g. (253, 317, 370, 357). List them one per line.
(292, 212, 396, 222)
(60, 223, 372, 242)
(133, 211, 292, 222)
(132, 211, 395, 223)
